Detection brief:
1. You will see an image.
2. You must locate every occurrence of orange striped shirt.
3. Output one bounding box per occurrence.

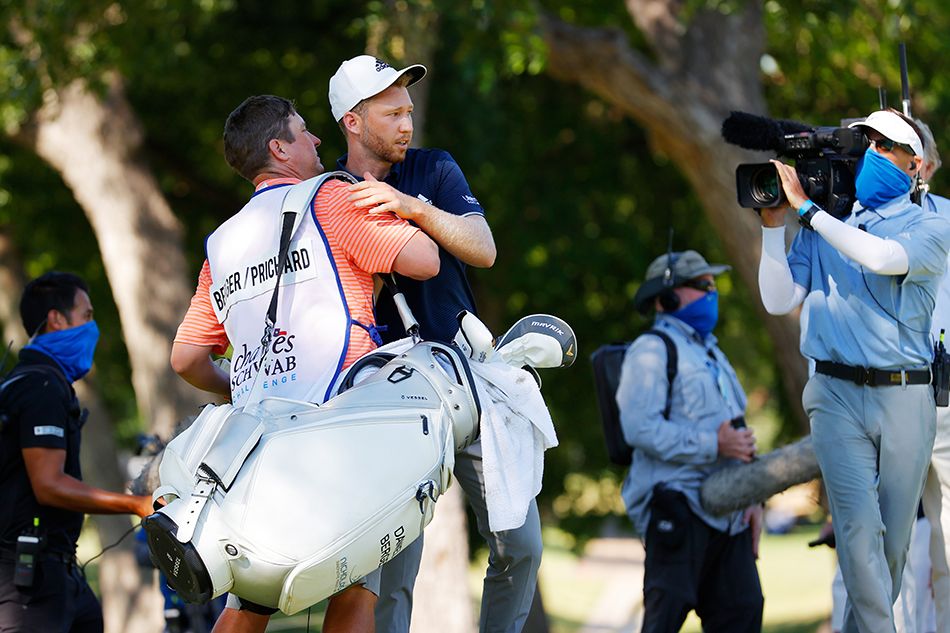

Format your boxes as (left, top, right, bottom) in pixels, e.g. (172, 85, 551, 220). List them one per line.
(175, 178, 418, 369)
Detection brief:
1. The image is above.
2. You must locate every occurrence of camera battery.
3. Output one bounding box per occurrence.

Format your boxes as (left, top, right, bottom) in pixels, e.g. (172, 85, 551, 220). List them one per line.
(933, 331, 950, 408)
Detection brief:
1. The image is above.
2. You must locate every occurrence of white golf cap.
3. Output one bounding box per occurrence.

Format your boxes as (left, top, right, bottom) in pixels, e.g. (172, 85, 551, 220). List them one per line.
(329, 55, 427, 122)
(848, 110, 924, 157)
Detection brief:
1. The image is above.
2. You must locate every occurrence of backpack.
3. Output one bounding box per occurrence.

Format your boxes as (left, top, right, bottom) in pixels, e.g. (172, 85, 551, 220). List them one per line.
(590, 329, 677, 466)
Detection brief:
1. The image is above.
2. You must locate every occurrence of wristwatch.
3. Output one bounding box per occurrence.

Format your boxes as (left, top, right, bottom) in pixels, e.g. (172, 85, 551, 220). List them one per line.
(797, 199, 818, 231)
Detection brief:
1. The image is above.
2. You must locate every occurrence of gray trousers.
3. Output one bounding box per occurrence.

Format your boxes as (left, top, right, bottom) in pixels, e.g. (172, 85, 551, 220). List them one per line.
(804, 374, 936, 633)
(375, 441, 543, 633)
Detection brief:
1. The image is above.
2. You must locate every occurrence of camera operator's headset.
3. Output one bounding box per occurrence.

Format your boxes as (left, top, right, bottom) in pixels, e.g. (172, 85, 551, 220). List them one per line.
(633, 238, 683, 315)
(657, 251, 681, 313)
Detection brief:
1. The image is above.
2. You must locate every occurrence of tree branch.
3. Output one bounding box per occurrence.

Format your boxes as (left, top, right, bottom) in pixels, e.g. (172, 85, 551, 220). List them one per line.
(539, 6, 808, 433)
(626, 0, 685, 71)
(541, 14, 679, 130)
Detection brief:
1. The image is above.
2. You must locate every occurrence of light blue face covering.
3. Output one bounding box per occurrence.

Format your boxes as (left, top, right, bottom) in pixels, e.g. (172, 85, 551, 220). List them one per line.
(855, 147, 913, 208)
(25, 320, 100, 382)
(671, 291, 718, 338)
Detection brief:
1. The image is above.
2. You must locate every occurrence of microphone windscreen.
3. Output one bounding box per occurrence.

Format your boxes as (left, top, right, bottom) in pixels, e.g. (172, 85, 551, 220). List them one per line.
(721, 111, 813, 152)
(775, 118, 814, 135)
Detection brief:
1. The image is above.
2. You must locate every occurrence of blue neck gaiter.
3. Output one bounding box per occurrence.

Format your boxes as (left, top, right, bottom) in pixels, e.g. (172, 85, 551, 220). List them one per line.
(671, 291, 719, 338)
(25, 320, 100, 382)
(855, 147, 913, 209)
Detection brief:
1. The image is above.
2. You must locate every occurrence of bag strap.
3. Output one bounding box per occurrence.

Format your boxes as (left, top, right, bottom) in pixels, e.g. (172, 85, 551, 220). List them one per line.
(262, 210, 297, 344)
(1, 364, 73, 403)
(0, 363, 78, 438)
(644, 329, 677, 420)
(243, 171, 356, 413)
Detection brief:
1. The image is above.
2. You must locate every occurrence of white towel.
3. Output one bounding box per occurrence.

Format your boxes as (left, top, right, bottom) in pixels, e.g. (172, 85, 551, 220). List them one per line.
(469, 360, 558, 532)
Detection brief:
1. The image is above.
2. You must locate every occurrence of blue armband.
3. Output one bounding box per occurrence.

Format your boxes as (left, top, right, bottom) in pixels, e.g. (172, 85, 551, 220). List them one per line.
(797, 199, 818, 231)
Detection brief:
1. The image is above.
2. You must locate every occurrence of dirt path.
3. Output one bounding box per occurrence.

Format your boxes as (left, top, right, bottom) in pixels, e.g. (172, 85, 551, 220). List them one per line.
(576, 537, 645, 633)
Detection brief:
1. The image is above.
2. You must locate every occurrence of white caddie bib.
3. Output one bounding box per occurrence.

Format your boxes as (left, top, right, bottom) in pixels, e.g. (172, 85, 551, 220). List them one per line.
(206, 178, 350, 407)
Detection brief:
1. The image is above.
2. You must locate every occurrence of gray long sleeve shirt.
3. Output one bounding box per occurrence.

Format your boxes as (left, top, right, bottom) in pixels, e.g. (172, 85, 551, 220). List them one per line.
(617, 314, 748, 537)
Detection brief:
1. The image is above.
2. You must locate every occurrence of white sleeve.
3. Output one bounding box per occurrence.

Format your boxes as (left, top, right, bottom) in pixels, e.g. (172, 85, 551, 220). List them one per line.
(810, 210, 909, 275)
(759, 226, 806, 314)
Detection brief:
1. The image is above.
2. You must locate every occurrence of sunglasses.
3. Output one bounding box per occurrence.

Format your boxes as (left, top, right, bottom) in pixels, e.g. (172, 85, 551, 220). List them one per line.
(682, 279, 716, 293)
(870, 137, 916, 156)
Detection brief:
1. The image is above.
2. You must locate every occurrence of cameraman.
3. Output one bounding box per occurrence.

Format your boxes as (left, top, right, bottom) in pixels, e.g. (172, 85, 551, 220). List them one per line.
(758, 109, 950, 633)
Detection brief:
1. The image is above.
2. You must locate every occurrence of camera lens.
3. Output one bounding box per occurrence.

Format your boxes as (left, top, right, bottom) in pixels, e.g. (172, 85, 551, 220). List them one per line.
(749, 166, 781, 205)
(735, 162, 788, 209)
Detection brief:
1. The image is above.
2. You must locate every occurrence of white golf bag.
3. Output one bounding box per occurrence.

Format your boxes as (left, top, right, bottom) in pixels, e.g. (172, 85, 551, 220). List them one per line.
(142, 175, 577, 614)
(143, 339, 480, 614)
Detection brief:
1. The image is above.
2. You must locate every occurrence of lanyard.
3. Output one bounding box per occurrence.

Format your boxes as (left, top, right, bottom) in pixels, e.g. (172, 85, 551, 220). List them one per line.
(704, 348, 736, 410)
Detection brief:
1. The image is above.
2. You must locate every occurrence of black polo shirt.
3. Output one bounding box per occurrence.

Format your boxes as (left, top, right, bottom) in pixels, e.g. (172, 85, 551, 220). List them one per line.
(0, 350, 84, 555)
(337, 148, 485, 344)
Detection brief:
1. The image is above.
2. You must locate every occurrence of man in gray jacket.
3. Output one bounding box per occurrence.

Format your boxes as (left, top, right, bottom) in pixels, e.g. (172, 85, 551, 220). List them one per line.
(618, 250, 763, 633)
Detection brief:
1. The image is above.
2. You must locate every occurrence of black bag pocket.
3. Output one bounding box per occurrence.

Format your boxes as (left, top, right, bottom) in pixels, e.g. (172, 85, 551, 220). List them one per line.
(649, 483, 691, 550)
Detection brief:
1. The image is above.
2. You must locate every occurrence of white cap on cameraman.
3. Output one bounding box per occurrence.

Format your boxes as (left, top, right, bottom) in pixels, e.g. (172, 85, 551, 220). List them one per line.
(329, 55, 427, 122)
(848, 110, 924, 157)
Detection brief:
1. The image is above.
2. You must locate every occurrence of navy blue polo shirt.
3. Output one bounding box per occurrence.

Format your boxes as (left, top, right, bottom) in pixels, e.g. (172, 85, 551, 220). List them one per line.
(336, 148, 485, 343)
(0, 350, 85, 554)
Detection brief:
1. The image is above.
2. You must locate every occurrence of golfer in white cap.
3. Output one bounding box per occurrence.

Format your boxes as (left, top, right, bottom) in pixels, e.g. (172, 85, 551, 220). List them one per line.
(329, 56, 537, 633)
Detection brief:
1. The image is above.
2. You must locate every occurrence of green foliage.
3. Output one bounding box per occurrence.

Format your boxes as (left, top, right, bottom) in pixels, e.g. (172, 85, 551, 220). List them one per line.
(5, 0, 950, 536)
(762, 0, 950, 188)
(425, 6, 782, 531)
(0, 139, 138, 440)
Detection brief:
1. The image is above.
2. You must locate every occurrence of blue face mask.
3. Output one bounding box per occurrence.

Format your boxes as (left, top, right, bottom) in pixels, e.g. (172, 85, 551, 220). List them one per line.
(854, 147, 913, 209)
(671, 291, 719, 338)
(25, 320, 100, 382)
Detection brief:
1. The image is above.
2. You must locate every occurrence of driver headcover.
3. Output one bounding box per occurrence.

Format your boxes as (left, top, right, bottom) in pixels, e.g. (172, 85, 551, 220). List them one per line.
(494, 314, 577, 368)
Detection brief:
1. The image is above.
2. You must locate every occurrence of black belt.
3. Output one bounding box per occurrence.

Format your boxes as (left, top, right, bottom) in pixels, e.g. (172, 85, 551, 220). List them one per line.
(815, 360, 931, 387)
(0, 547, 76, 565)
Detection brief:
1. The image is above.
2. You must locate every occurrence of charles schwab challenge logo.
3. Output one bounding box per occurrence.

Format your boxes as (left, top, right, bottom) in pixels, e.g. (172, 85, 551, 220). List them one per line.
(229, 329, 298, 400)
(375, 58, 391, 72)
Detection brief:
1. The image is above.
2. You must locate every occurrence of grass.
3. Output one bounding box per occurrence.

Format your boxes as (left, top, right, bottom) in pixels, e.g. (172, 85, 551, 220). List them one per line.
(469, 527, 609, 633)
(474, 524, 835, 633)
(680, 524, 836, 633)
(80, 523, 836, 632)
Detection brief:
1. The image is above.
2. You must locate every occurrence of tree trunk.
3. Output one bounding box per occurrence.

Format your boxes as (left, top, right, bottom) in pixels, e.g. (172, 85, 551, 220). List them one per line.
(0, 231, 27, 352)
(15, 77, 205, 438)
(366, 0, 438, 148)
(76, 379, 164, 633)
(540, 0, 809, 431)
(369, 5, 477, 631)
(410, 485, 475, 633)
